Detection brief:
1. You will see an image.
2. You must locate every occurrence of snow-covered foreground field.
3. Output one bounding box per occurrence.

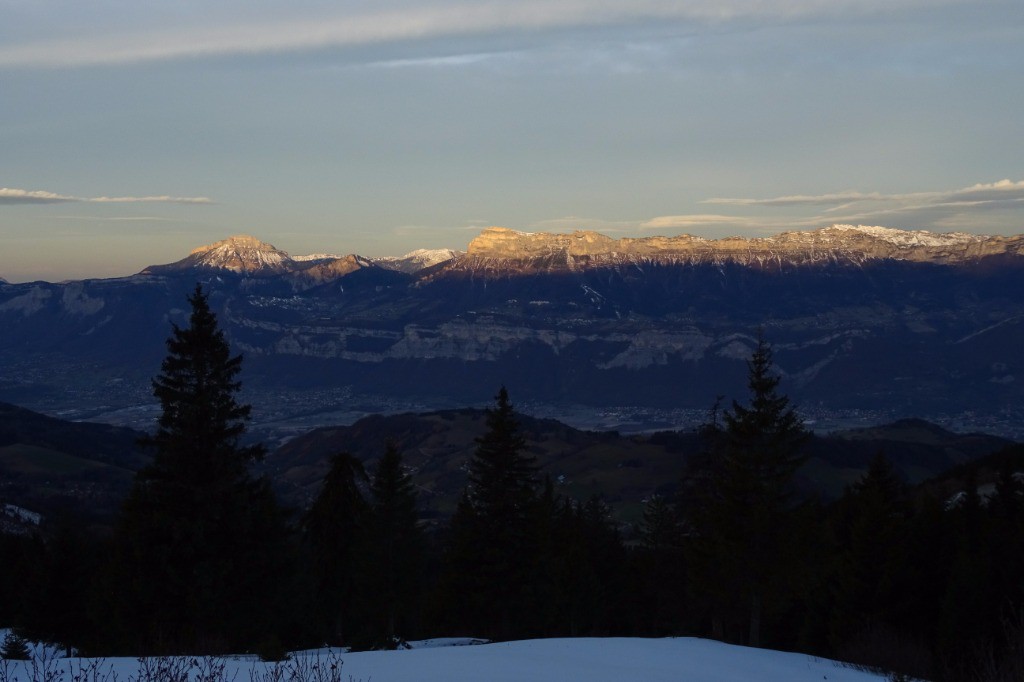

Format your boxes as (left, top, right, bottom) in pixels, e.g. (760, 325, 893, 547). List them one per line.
(3, 637, 888, 682)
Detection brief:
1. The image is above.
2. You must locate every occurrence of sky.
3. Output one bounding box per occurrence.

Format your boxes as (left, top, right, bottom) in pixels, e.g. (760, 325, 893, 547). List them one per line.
(1, 0, 1023, 282)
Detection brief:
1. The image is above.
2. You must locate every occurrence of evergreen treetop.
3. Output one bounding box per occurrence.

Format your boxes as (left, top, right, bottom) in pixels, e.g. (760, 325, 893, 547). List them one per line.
(467, 386, 538, 516)
(1, 630, 30, 660)
(145, 284, 263, 484)
(113, 284, 290, 655)
(721, 333, 808, 499)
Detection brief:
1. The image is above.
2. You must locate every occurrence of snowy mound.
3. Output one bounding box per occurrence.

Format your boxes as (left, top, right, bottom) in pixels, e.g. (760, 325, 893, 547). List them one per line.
(0, 637, 887, 682)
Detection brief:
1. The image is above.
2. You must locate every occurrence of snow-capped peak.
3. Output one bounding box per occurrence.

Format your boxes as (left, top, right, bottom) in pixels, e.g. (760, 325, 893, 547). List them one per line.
(143, 234, 295, 275)
(822, 224, 983, 247)
(374, 248, 463, 273)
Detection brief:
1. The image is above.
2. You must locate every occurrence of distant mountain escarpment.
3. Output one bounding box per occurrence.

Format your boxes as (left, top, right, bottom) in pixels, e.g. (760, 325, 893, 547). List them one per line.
(2, 225, 1022, 437)
(443, 225, 1024, 275)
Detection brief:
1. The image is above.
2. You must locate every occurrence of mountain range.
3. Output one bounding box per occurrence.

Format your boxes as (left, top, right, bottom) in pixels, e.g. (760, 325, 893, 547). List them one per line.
(1, 224, 1022, 438)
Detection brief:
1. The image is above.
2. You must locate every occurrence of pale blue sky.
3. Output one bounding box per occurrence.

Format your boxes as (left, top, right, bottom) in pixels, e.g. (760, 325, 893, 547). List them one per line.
(2, 0, 1023, 282)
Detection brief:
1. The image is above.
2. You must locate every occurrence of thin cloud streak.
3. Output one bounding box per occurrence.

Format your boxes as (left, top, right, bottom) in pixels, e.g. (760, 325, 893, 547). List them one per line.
(0, 188, 213, 205)
(57, 215, 177, 222)
(640, 214, 755, 230)
(0, 0, 954, 68)
(703, 179, 1024, 209)
(629, 180, 1024, 237)
(704, 191, 896, 207)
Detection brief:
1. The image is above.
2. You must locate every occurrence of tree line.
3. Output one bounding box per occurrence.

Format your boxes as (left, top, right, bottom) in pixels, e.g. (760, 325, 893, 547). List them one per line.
(1, 286, 1022, 680)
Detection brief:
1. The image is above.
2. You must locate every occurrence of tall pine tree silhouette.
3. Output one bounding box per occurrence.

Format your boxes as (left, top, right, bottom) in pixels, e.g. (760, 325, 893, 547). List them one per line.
(444, 386, 538, 639)
(362, 443, 423, 647)
(685, 333, 807, 647)
(303, 451, 370, 646)
(113, 285, 290, 654)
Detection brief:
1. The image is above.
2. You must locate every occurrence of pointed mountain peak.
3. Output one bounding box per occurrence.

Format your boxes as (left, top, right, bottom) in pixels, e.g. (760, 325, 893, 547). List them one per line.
(189, 234, 280, 255)
(141, 235, 294, 276)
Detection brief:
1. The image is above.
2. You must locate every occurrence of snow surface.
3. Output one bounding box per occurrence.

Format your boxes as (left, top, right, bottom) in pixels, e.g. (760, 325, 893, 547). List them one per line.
(0, 636, 887, 682)
(376, 248, 461, 266)
(292, 253, 342, 262)
(825, 224, 982, 247)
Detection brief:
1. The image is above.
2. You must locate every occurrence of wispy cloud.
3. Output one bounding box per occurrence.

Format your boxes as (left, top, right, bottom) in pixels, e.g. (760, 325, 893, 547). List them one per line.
(0, 188, 213, 205)
(640, 214, 755, 230)
(704, 180, 1024, 210)
(0, 0, 951, 69)
(703, 191, 896, 207)
(57, 215, 177, 222)
(366, 52, 516, 70)
(698, 179, 1024, 232)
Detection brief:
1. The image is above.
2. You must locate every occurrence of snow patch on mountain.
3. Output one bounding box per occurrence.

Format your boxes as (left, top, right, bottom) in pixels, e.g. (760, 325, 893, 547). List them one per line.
(189, 235, 293, 272)
(374, 248, 463, 273)
(823, 224, 982, 247)
(292, 253, 342, 262)
(143, 235, 295, 275)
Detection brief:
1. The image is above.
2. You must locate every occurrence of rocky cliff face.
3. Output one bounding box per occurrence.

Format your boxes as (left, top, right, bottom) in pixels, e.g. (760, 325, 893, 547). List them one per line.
(452, 225, 1024, 273)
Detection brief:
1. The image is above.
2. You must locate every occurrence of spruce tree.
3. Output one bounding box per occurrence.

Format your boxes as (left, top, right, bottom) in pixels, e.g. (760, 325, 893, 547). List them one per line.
(303, 452, 370, 646)
(639, 494, 682, 554)
(1, 630, 30, 660)
(113, 285, 290, 654)
(445, 386, 539, 639)
(467, 386, 537, 518)
(828, 452, 913, 652)
(363, 443, 422, 647)
(686, 333, 808, 647)
(635, 494, 688, 635)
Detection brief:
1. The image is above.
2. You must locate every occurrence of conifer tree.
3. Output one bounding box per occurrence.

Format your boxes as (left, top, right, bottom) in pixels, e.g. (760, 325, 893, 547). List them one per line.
(467, 386, 537, 518)
(1, 630, 30, 660)
(445, 386, 538, 639)
(303, 452, 370, 646)
(635, 494, 688, 635)
(113, 285, 291, 654)
(639, 494, 682, 554)
(828, 452, 913, 651)
(362, 443, 422, 647)
(685, 333, 808, 647)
